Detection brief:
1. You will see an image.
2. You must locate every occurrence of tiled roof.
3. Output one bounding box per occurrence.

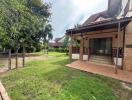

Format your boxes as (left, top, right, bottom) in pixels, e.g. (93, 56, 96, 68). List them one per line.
(54, 38, 62, 43)
(82, 11, 109, 26)
(49, 42, 63, 47)
(82, 0, 132, 26)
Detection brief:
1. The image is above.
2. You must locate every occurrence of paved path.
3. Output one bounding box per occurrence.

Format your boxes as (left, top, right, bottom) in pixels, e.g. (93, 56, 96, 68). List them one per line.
(67, 60, 132, 84)
(0, 67, 9, 74)
(0, 81, 10, 100)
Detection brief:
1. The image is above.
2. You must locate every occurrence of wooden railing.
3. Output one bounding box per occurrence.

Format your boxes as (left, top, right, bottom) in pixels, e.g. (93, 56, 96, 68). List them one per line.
(72, 47, 88, 55)
(72, 47, 80, 54)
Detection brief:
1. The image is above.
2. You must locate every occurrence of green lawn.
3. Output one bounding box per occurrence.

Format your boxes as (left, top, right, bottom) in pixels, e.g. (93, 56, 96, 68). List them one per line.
(0, 52, 129, 100)
(0, 64, 3, 67)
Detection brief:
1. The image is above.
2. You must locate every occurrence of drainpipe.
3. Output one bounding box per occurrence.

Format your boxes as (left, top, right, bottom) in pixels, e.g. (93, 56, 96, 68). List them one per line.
(115, 22, 120, 74)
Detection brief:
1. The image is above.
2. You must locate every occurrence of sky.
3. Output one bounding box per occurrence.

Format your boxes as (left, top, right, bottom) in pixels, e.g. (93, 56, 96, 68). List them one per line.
(44, 0, 108, 39)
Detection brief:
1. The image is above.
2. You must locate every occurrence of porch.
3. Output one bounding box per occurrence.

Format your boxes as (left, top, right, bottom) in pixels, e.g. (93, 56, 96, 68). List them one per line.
(66, 60, 132, 84)
(70, 29, 124, 68)
(67, 18, 132, 72)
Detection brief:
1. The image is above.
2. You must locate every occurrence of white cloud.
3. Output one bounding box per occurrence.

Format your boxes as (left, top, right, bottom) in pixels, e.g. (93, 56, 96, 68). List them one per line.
(67, 0, 108, 28)
(44, 0, 108, 39)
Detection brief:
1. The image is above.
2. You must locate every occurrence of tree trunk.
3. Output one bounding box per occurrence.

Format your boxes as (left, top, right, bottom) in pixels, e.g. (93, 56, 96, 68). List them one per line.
(8, 49, 11, 70)
(43, 42, 45, 54)
(22, 46, 25, 67)
(44, 45, 47, 54)
(15, 48, 18, 68)
(47, 42, 49, 54)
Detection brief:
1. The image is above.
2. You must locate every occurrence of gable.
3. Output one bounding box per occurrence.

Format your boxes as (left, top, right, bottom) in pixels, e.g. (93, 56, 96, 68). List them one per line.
(95, 17, 106, 22)
(129, 0, 132, 11)
(82, 11, 108, 26)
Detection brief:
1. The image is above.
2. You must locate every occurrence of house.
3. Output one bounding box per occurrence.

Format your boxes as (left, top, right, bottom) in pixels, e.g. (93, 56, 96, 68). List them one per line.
(49, 36, 65, 48)
(66, 0, 132, 72)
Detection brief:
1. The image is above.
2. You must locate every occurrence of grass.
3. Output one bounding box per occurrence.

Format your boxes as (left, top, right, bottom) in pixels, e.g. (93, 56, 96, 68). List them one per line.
(0, 52, 130, 100)
(0, 64, 3, 67)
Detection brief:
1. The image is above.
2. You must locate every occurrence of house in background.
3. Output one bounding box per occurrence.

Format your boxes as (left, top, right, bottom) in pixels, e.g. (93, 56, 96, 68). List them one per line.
(49, 36, 65, 49)
(66, 0, 132, 72)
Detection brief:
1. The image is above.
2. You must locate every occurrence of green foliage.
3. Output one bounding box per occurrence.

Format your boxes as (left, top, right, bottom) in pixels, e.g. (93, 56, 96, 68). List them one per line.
(40, 24, 53, 53)
(63, 36, 69, 49)
(49, 48, 68, 53)
(0, 0, 53, 52)
(75, 40, 80, 48)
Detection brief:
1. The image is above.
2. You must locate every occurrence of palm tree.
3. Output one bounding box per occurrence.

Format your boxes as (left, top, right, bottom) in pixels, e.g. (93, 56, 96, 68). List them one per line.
(41, 24, 53, 54)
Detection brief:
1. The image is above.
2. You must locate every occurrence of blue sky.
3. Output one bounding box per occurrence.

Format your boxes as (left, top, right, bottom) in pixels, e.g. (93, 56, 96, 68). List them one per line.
(44, 0, 108, 39)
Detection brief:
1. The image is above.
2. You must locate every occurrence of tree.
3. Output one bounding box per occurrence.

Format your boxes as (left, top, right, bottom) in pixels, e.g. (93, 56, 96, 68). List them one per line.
(63, 36, 69, 55)
(0, 0, 52, 69)
(40, 24, 53, 54)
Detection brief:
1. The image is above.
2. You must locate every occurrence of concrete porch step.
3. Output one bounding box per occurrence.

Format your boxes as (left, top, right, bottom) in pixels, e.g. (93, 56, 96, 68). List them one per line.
(87, 61, 115, 68)
(90, 59, 113, 65)
(90, 58, 112, 62)
(90, 55, 113, 65)
(91, 55, 112, 60)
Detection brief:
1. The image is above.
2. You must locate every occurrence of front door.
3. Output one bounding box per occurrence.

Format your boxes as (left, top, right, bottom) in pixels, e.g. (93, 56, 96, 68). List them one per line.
(89, 38, 112, 56)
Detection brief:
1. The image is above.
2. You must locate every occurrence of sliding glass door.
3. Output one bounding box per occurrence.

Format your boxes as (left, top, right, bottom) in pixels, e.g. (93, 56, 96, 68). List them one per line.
(90, 38, 112, 56)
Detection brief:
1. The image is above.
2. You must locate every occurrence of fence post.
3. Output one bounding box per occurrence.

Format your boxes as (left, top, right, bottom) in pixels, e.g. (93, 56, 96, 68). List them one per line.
(8, 49, 11, 70)
(22, 46, 25, 67)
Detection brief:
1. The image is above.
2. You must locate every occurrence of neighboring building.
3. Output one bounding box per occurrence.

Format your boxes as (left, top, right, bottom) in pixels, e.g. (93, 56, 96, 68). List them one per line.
(66, 0, 132, 72)
(49, 36, 65, 48)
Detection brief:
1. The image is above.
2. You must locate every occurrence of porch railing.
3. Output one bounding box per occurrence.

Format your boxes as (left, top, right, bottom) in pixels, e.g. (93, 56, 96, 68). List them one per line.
(72, 47, 88, 55)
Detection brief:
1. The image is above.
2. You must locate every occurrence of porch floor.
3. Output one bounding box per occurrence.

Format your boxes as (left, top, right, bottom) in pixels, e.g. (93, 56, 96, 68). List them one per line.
(66, 60, 132, 84)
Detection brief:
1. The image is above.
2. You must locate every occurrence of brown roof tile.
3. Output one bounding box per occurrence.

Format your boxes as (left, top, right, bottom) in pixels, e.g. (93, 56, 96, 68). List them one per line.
(82, 11, 109, 26)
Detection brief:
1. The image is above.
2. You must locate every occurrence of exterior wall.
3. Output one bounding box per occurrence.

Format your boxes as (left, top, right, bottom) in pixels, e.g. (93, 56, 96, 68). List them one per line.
(112, 31, 123, 48)
(84, 29, 123, 48)
(124, 21, 132, 71)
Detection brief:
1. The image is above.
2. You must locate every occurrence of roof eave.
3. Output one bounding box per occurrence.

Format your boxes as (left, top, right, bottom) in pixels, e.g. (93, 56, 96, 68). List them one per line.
(66, 17, 132, 35)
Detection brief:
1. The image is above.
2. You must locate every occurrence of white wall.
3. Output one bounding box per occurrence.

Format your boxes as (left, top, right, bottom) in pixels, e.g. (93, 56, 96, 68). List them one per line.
(72, 54, 79, 60)
(72, 54, 88, 60)
(113, 58, 122, 66)
(83, 55, 88, 60)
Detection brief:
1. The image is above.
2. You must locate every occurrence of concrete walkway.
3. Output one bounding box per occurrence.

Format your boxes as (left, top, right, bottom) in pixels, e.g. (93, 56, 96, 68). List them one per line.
(66, 60, 132, 84)
(0, 81, 10, 100)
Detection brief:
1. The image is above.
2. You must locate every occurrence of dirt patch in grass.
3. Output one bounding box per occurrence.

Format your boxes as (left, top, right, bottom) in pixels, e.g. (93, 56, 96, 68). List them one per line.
(0, 55, 49, 69)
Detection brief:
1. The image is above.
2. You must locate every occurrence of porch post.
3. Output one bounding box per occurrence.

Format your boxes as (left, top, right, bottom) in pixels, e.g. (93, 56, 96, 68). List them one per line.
(80, 38, 84, 61)
(115, 22, 120, 74)
(69, 33, 72, 63)
(87, 38, 90, 61)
